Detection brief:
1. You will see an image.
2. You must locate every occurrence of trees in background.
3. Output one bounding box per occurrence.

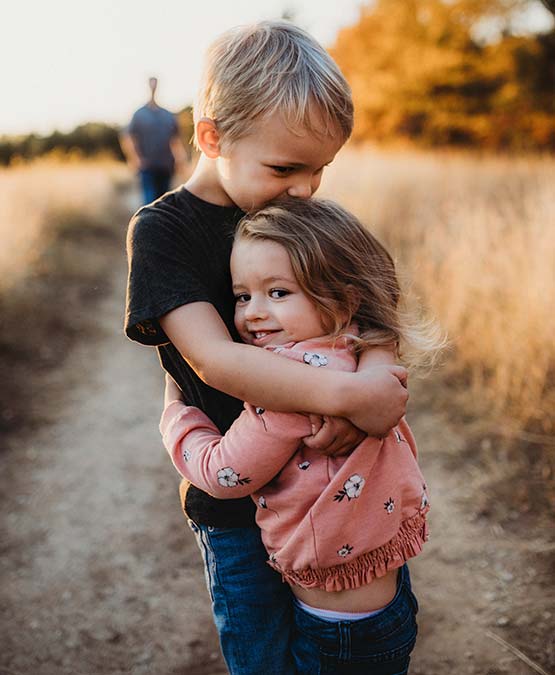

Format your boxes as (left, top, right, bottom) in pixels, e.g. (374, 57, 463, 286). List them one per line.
(0, 123, 123, 165)
(3, 2, 553, 159)
(331, 0, 555, 149)
(0, 107, 195, 166)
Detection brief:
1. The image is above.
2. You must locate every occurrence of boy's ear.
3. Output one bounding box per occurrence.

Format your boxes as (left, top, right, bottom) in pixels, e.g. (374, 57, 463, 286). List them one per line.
(196, 117, 221, 158)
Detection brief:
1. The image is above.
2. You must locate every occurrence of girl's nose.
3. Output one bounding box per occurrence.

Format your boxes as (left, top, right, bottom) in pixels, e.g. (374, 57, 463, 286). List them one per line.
(244, 297, 268, 320)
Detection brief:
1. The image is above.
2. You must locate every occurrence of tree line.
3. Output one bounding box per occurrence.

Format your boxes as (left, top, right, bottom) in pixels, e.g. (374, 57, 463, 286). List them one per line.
(2, 1, 553, 159)
(0, 123, 123, 165)
(330, 0, 555, 150)
(0, 109, 194, 166)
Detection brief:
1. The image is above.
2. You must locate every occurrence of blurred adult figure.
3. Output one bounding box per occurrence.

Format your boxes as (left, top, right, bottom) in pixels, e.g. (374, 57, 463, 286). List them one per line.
(120, 77, 187, 204)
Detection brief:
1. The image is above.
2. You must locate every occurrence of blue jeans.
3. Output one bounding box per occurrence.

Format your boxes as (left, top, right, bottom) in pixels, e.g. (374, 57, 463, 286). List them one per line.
(188, 521, 296, 675)
(138, 168, 172, 204)
(292, 564, 419, 675)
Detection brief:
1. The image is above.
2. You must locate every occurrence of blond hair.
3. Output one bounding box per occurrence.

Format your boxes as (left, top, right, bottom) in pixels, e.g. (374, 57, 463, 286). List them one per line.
(235, 198, 444, 370)
(195, 20, 353, 147)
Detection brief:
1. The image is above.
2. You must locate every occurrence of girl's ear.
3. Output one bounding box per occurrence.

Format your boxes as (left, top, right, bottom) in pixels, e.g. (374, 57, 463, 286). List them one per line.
(196, 117, 221, 159)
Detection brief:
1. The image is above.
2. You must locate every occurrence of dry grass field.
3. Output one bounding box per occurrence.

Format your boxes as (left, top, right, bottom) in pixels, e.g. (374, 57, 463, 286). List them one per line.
(2, 150, 553, 505)
(4, 151, 552, 440)
(0, 157, 132, 435)
(320, 147, 555, 536)
(0, 156, 129, 291)
(1, 153, 553, 674)
(322, 148, 555, 437)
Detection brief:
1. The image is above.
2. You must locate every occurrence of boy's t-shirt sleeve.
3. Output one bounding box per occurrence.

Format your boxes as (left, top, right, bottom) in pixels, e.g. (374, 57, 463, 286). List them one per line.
(125, 207, 210, 346)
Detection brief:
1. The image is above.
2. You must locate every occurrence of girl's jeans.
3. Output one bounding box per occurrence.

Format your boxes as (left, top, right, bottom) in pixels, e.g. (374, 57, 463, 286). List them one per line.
(188, 521, 295, 675)
(292, 564, 419, 675)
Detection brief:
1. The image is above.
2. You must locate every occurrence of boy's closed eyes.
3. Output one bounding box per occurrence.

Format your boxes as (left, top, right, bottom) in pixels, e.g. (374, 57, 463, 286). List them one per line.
(194, 109, 343, 211)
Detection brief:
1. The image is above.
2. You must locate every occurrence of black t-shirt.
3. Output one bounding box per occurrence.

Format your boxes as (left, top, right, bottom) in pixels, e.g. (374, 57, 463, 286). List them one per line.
(125, 186, 256, 527)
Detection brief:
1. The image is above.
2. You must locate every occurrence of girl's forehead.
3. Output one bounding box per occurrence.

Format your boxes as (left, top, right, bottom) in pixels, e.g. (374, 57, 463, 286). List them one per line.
(231, 238, 294, 277)
(232, 237, 288, 261)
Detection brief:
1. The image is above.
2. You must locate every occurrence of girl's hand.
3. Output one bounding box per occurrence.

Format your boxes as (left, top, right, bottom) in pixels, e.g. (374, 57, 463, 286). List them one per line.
(303, 415, 366, 457)
(164, 373, 184, 409)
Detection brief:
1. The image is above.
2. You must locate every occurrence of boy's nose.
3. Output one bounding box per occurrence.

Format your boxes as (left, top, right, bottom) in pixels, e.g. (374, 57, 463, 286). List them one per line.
(287, 179, 313, 199)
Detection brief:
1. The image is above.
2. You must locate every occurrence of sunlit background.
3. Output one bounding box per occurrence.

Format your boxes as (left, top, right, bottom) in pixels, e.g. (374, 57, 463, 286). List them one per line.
(3, 0, 371, 136)
(3, 0, 552, 136)
(2, 1, 554, 674)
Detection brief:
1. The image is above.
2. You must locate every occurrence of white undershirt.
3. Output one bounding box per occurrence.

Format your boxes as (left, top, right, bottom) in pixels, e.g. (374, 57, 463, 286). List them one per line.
(294, 597, 386, 622)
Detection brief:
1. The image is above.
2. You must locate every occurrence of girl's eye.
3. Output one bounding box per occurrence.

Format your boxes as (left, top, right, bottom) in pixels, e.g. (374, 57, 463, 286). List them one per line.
(270, 289, 289, 299)
(235, 293, 250, 303)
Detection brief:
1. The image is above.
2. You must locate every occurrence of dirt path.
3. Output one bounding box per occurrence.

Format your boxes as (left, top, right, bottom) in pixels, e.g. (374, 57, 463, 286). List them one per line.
(1, 259, 226, 675)
(1, 246, 553, 674)
(410, 409, 554, 674)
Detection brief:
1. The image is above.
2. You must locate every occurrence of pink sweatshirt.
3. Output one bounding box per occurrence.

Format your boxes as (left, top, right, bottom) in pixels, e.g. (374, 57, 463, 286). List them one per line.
(160, 334, 430, 592)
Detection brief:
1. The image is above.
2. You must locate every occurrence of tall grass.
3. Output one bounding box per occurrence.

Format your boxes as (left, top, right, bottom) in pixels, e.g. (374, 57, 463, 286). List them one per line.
(321, 149, 555, 436)
(0, 156, 130, 291)
(0, 156, 132, 436)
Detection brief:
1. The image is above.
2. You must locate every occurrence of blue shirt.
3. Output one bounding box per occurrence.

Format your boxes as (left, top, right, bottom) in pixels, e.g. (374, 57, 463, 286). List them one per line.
(127, 104, 178, 172)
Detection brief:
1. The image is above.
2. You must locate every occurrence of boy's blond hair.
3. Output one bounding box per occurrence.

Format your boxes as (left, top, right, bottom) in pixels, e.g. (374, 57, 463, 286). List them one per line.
(195, 20, 353, 147)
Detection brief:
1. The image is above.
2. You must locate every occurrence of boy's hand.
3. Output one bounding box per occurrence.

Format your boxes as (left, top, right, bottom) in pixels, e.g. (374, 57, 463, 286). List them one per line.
(164, 373, 184, 409)
(303, 415, 366, 456)
(346, 365, 408, 437)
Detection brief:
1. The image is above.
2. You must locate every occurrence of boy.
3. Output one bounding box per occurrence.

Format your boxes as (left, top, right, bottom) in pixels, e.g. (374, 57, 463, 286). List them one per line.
(125, 21, 408, 675)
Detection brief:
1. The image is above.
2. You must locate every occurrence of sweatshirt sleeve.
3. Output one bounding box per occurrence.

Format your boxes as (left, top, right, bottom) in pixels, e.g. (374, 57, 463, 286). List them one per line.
(160, 400, 312, 498)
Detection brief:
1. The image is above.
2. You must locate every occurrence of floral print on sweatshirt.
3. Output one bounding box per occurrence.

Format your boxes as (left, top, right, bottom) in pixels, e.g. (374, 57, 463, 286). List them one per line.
(217, 467, 251, 488)
(334, 474, 366, 502)
(160, 332, 430, 592)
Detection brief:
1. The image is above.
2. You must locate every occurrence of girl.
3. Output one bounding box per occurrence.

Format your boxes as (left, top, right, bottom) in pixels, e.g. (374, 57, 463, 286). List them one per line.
(160, 198, 440, 674)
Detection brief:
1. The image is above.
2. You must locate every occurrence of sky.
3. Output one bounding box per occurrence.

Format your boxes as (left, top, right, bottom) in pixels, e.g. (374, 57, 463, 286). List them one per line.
(2, 0, 367, 137)
(4, 0, 552, 138)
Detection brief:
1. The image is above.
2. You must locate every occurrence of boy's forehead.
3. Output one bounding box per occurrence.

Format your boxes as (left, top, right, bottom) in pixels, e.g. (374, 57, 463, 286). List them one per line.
(260, 108, 340, 139)
(246, 110, 343, 160)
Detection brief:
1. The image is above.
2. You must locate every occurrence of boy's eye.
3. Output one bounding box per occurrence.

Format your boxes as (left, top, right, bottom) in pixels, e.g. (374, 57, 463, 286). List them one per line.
(235, 293, 251, 303)
(269, 165, 294, 175)
(270, 289, 289, 299)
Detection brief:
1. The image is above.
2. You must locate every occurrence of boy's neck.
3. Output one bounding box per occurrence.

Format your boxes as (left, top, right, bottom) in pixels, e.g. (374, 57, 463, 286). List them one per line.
(185, 155, 235, 207)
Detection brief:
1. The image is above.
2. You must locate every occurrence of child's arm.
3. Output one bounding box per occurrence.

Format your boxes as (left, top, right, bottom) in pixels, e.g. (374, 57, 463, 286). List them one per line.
(160, 303, 408, 436)
(301, 345, 400, 454)
(160, 376, 312, 499)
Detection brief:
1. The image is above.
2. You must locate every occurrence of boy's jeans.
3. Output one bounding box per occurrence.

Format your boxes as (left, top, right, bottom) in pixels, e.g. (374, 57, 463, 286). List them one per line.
(188, 521, 295, 675)
(291, 564, 419, 675)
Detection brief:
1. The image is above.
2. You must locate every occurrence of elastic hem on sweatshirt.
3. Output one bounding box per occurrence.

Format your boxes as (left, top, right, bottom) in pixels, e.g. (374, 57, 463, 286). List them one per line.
(268, 510, 429, 592)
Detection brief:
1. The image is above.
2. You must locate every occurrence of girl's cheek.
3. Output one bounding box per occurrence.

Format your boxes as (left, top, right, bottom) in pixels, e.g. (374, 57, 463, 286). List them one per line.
(234, 308, 244, 332)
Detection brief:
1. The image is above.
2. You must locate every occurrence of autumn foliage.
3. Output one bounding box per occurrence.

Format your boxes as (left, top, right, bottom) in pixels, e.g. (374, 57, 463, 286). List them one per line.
(331, 0, 555, 149)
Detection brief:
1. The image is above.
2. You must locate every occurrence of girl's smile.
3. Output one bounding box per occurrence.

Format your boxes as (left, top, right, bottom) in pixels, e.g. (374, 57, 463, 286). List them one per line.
(249, 330, 281, 347)
(231, 238, 328, 347)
